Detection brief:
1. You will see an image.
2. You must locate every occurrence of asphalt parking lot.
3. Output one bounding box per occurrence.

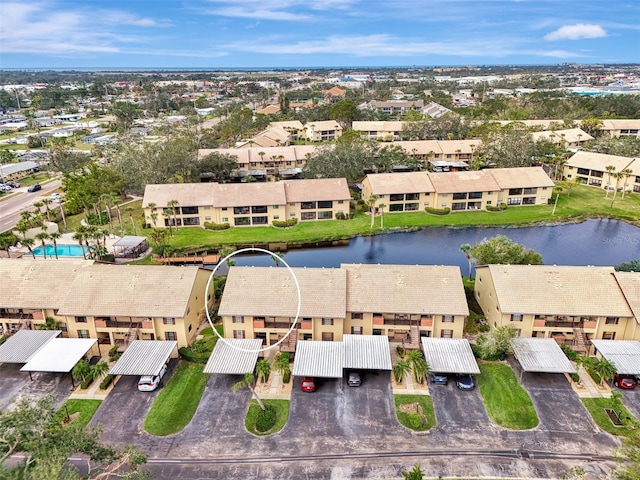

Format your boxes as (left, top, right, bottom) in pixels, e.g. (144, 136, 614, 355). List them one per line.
(428, 374, 491, 432)
(509, 358, 597, 434)
(621, 385, 640, 420)
(0, 362, 72, 410)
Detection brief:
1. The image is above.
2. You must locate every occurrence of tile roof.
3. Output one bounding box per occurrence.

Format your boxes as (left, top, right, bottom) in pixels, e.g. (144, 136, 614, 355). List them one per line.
(478, 265, 633, 317)
(142, 183, 214, 208)
(613, 272, 640, 324)
(365, 171, 435, 195)
(566, 151, 635, 172)
(342, 264, 468, 315)
(306, 120, 342, 131)
(437, 139, 481, 154)
(488, 166, 555, 189)
(427, 169, 501, 193)
(283, 178, 350, 202)
(218, 266, 347, 318)
(212, 182, 287, 207)
(352, 121, 406, 132)
(200, 145, 319, 164)
(601, 119, 640, 131)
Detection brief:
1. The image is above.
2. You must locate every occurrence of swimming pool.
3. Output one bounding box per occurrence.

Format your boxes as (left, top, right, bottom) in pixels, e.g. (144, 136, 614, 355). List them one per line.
(32, 244, 88, 257)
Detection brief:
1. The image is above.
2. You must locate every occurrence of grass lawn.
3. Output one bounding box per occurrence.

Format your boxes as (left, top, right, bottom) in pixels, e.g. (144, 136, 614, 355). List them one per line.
(58, 399, 102, 429)
(200, 324, 224, 337)
(143, 362, 208, 436)
(60, 199, 145, 235)
(582, 398, 639, 437)
(244, 399, 290, 435)
(394, 394, 436, 431)
(476, 362, 539, 430)
(19, 172, 55, 187)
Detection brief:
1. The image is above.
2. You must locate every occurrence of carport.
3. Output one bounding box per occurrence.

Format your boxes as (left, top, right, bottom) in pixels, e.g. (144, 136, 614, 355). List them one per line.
(343, 334, 392, 371)
(21, 338, 98, 386)
(109, 340, 177, 377)
(203, 339, 263, 374)
(590, 340, 640, 375)
(420, 337, 480, 375)
(292, 341, 345, 378)
(512, 337, 576, 380)
(0, 330, 61, 364)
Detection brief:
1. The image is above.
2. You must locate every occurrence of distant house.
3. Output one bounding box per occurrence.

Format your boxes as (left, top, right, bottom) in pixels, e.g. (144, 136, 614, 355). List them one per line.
(238, 125, 291, 148)
(268, 120, 305, 140)
(34, 117, 60, 128)
(563, 151, 638, 191)
(369, 100, 424, 117)
(323, 86, 347, 103)
(531, 128, 593, 148)
(600, 119, 640, 138)
(304, 120, 342, 142)
(352, 121, 406, 141)
(0, 161, 40, 181)
(422, 102, 452, 118)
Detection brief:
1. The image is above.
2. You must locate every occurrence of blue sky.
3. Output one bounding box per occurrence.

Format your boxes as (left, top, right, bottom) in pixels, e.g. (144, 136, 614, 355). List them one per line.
(0, 0, 638, 69)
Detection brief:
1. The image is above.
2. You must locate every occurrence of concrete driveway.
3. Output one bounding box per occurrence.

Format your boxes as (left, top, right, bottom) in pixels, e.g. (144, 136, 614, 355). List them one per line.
(0, 363, 72, 410)
(429, 375, 492, 432)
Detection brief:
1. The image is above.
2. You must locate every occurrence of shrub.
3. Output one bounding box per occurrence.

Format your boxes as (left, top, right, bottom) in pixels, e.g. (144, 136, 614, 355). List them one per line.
(282, 368, 291, 384)
(486, 205, 504, 212)
(499, 203, 507, 210)
(108, 345, 121, 362)
(86, 212, 108, 225)
(100, 374, 114, 390)
(408, 413, 424, 429)
(272, 218, 298, 228)
(560, 344, 579, 362)
(335, 212, 347, 220)
(204, 222, 230, 230)
(80, 374, 94, 390)
(570, 373, 581, 383)
(396, 345, 406, 358)
(255, 404, 277, 432)
(425, 206, 450, 215)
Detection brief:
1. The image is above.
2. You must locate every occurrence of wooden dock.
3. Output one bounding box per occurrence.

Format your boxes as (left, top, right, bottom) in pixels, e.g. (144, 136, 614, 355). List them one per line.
(154, 254, 219, 265)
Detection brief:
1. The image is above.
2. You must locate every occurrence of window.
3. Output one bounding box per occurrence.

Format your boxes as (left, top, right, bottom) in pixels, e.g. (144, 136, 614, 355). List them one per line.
(183, 217, 200, 226)
(443, 315, 453, 323)
(351, 312, 363, 319)
(389, 204, 404, 212)
(602, 332, 616, 340)
(233, 330, 245, 339)
(452, 202, 466, 211)
(507, 197, 522, 205)
(577, 168, 590, 175)
(322, 332, 334, 341)
(508, 188, 523, 195)
(351, 326, 362, 334)
(205, 216, 211, 221)
(77, 329, 89, 338)
(405, 193, 420, 201)
(522, 197, 536, 205)
(165, 332, 177, 341)
(453, 193, 467, 200)
(523, 188, 537, 195)
(322, 318, 334, 326)
(510, 314, 523, 322)
(514, 329, 522, 337)
(405, 203, 419, 211)
(163, 317, 175, 325)
(605, 317, 619, 325)
(233, 315, 244, 324)
(252, 216, 268, 225)
(301, 212, 316, 220)
(76, 316, 87, 323)
(222, 217, 228, 222)
(338, 200, 344, 204)
(390, 194, 404, 202)
(301, 201, 316, 210)
(318, 200, 333, 209)
(234, 217, 250, 226)
(233, 206, 250, 215)
(440, 329, 453, 338)
(252, 205, 267, 214)
(181, 206, 199, 214)
(318, 211, 333, 220)
(468, 192, 483, 199)
(273, 215, 279, 220)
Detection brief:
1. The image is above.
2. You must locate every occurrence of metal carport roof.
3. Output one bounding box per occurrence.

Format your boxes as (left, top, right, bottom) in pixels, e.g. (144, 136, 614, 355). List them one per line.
(203, 339, 262, 374)
(108, 340, 177, 377)
(512, 338, 576, 374)
(343, 334, 392, 370)
(420, 338, 480, 374)
(0, 330, 61, 364)
(21, 338, 97, 373)
(292, 341, 344, 378)
(591, 340, 640, 375)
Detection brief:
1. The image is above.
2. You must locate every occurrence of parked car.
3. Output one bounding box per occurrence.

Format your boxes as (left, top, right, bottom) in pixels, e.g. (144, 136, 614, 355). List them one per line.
(0, 184, 11, 192)
(27, 184, 42, 192)
(429, 372, 448, 385)
(137, 364, 168, 392)
(347, 372, 361, 387)
(6, 181, 20, 188)
(49, 192, 61, 201)
(301, 377, 316, 392)
(613, 374, 637, 390)
(456, 374, 475, 391)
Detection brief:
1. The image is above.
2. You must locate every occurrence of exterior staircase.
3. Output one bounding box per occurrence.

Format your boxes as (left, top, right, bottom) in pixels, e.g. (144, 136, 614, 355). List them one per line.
(572, 327, 588, 354)
(123, 326, 139, 348)
(280, 329, 298, 352)
(404, 325, 421, 350)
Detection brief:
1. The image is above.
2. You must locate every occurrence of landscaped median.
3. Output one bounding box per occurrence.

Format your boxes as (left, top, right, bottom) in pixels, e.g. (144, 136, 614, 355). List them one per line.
(394, 394, 436, 431)
(58, 399, 102, 428)
(245, 399, 289, 436)
(476, 362, 539, 430)
(143, 362, 209, 436)
(582, 397, 639, 437)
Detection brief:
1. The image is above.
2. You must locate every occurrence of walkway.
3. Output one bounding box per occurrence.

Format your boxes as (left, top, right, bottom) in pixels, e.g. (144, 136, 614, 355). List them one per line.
(568, 365, 612, 398)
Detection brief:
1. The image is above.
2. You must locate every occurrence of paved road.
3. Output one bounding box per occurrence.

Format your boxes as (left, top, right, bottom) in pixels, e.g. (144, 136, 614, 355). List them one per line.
(0, 179, 62, 232)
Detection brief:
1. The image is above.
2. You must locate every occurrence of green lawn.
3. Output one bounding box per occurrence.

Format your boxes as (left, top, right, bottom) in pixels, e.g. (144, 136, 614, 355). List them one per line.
(394, 394, 436, 431)
(476, 362, 539, 430)
(60, 199, 145, 235)
(143, 362, 208, 436)
(19, 172, 54, 187)
(200, 324, 224, 337)
(58, 399, 102, 429)
(582, 398, 639, 437)
(244, 399, 290, 436)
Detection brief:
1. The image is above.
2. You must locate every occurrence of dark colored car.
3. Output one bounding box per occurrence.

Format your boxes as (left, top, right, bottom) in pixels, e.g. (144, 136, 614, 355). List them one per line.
(301, 377, 316, 392)
(614, 374, 637, 390)
(347, 372, 361, 387)
(27, 184, 42, 192)
(429, 373, 448, 385)
(7, 181, 20, 188)
(456, 374, 475, 391)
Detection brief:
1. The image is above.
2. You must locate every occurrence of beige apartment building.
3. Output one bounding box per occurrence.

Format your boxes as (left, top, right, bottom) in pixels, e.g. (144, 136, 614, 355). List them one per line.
(142, 178, 351, 228)
(0, 260, 212, 349)
(563, 150, 638, 192)
(362, 167, 553, 212)
(600, 119, 640, 138)
(219, 264, 468, 350)
(474, 265, 640, 350)
(304, 120, 343, 142)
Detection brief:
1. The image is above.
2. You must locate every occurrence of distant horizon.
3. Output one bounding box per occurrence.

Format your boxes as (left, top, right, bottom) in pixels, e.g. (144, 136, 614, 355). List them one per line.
(1, 1, 638, 69)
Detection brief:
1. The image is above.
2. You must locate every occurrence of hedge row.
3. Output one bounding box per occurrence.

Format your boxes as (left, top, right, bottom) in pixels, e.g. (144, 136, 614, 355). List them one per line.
(178, 346, 210, 364)
(425, 206, 451, 215)
(486, 203, 508, 212)
(100, 374, 114, 390)
(204, 222, 231, 230)
(272, 218, 298, 228)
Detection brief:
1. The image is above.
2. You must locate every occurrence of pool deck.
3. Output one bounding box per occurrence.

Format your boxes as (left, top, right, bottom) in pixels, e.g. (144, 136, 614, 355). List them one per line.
(16, 232, 129, 260)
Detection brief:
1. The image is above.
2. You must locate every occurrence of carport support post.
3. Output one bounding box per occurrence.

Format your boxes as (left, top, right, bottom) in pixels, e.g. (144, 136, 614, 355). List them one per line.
(28, 371, 33, 381)
(70, 372, 75, 389)
(519, 368, 524, 383)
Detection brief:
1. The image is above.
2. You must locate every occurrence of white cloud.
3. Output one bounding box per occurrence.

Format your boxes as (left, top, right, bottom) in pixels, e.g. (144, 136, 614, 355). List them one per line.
(206, 6, 311, 21)
(544, 24, 606, 41)
(203, 0, 358, 21)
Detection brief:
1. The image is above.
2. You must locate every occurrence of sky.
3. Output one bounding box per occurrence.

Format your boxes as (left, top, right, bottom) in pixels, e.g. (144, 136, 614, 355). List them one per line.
(0, 0, 639, 69)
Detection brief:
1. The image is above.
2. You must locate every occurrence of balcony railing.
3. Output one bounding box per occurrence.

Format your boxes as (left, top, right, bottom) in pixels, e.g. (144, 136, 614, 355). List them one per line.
(545, 320, 582, 328)
(106, 321, 142, 329)
(264, 322, 294, 330)
(0, 312, 35, 321)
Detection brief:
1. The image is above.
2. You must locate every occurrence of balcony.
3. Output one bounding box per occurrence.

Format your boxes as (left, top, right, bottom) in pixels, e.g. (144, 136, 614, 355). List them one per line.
(420, 318, 433, 327)
(0, 312, 35, 321)
(301, 321, 313, 330)
(105, 320, 142, 330)
(253, 320, 265, 329)
(545, 320, 582, 328)
(373, 316, 384, 325)
(264, 322, 294, 330)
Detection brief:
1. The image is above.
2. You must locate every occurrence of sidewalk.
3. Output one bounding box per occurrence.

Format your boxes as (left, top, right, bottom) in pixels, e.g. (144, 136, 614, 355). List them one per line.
(568, 365, 611, 398)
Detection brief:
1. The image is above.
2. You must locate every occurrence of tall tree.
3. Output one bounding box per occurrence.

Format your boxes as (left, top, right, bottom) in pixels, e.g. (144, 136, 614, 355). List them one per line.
(34, 232, 50, 259)
(468, 235, 543, 265)
(232, 373, 265, 410)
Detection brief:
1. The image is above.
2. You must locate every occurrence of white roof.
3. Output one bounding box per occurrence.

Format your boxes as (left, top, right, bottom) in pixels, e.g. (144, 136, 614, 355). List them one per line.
(420, 338, 480, 374)
(0, 330, 61, 363)
(343, 335, 392, 370)
(109, 340, 177, 376)
(203, 339, 262, 374)
(512, 338, 576, 374)
(21, 338, 97, 373)
(590, 340, 640, 375)
(292, 341, 345, 378)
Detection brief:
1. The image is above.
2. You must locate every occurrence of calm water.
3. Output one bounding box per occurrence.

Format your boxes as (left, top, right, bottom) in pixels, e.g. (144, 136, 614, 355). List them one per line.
(229, 219, 640, 273)
(32, 244, 87, 257)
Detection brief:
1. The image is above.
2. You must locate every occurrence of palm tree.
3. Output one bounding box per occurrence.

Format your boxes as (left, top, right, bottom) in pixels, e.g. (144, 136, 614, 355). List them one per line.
(14, 220, 29, 240)
(232, 373, 265, 410)
(147, 202, 158, 227)
(367, 194, 379, 229)
(273, 352, 291, 382)
(58, 201, 67, 230)
(605, 165, 616, 198)
(405, 350, 430, 384)
(167, 199, 180, 232)
(592, 358, 617, 388)
(72, 359, 91, 384)
(125, 206, 137, 235)
(378, 203, 386, 228)
(610, 171, 625, 208)
(255, 359, 271, 384)
(620, 168, 633, 200)
(460, 243, 473, 277)
(38, 316, 62, 330)
(35, 231, 50, 259)
(100, 193, 115, 234)
(91, 360, 110, 381)
(49, 231, 61, 260)
(72, 230, 87, 260)
(41, 198, 53, 222)
(163, 209, 174, 237)
(393, 359, 411, 383)
(22, 237, 35, 258)
(33, 201, 44, 218)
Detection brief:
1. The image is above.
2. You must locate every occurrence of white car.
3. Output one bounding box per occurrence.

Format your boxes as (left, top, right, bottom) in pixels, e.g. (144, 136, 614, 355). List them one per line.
(49, 193, 62, 201)
(137, 364, 167, 392)
(0, 184, 11, 192)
